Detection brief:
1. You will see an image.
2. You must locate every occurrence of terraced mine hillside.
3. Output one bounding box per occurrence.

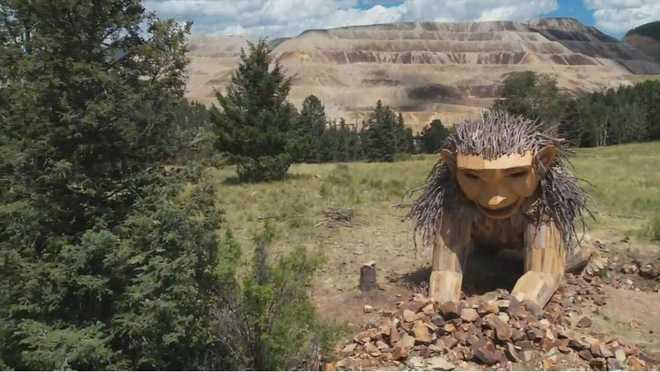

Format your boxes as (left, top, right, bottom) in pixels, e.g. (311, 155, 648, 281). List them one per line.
(187, 17, 660, 131)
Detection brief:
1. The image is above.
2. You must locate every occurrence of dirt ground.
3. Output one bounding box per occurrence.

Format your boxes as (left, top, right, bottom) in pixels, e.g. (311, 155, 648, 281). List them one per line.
(310, 207, 660, 369)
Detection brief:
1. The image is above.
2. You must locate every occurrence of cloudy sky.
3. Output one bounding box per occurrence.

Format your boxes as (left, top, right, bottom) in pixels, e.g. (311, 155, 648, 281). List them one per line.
(144, 0, 660, 39)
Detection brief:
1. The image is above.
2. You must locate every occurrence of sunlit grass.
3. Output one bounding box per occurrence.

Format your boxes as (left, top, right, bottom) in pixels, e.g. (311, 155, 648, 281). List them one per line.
(210, 142, 660, 255)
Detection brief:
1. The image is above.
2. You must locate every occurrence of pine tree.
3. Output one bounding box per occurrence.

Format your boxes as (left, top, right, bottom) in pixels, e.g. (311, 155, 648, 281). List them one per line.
(420, 119, 449, 153)
(364, 100, 397, 162)
(0, 1, 231, 369)
(211, 39, 298, 182)
(298, 95, 327, 163)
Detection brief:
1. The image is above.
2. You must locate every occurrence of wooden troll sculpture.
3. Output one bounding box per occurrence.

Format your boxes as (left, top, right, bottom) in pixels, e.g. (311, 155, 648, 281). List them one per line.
(409, 112, 589, 308)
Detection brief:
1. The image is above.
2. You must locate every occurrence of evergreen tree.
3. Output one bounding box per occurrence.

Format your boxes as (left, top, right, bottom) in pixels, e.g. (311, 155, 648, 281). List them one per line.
(420, 119, 449, 153)
(0, 1, 232, 369)
(363, 100, 397, 162)
(211, 39, 298, 182)
(298, 95, 327, 163)
(393, 113, 414, 153)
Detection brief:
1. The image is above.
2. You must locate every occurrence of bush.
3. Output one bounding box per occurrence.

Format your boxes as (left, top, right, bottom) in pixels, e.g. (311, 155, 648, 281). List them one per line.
(217, 223, 343, 370)
(236, 154, 293, 182)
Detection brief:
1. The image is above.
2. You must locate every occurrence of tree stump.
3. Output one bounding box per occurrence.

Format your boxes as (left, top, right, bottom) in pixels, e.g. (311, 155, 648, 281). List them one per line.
(359, 261, 378, 291)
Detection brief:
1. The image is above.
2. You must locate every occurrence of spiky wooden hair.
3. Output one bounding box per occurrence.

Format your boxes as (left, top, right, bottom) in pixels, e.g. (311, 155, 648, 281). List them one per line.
(408, 111, 591, 249)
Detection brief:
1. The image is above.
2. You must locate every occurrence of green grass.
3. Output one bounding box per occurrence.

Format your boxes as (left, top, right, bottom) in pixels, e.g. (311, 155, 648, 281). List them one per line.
(210, 142, 660, 256)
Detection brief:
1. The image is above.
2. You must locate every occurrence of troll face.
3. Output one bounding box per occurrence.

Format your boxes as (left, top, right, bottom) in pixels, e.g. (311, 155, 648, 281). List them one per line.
(409, 112, 590, 307)
(447, 147, 557, 220)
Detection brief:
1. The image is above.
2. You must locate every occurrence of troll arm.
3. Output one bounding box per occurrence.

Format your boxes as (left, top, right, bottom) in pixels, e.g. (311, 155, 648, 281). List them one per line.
(511, 222, 566, 308)
(429, 221, 472, 304)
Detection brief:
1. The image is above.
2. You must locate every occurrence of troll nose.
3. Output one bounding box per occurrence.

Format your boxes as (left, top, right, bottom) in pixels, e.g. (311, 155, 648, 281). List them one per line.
(487, 195, 506, 207)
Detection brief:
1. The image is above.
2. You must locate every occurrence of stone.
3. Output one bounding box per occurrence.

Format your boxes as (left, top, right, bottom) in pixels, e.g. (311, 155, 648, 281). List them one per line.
(497, 312, 510, 323)
(607, 357, 623, 370)
(391, 345, 408, 360)
(576, 316, 592, 328)
(521, 350, 536, 363)
(472, 342, 505, 365)
(443, 323, 456, 333)
(413, 321, 433, 344)
(440, 335, 458, 349)
(365, 342, 379, 355)
(589, 358, 606, 370)
(505, 343, 521, 362)
(627, 356, 646, 370)
(591, 341, 613, 358)
(324, 362, 336, 371)
(431, 315, 446, 327)
(438, 301, 461, 319)
(389, 325, 400, 345)
(342, 343, 357, 354)
(578, 349, 594, 361)
(402, 309, 416, 323)
(496, 299, 510, 309)
(538, 319, 551, 329)
(614, 348, 626, 363)
(363, 305, 374, 313)
(407, 356, 425, 369)
(639, 263, 658, 279)
(399, 333, 415, 349)
(427, 356, 456, 371)
(460, 308, 479, 322)
(422, 303, 436, 315)
(376, 340, 389, 351)
(479, 301, 500, 315)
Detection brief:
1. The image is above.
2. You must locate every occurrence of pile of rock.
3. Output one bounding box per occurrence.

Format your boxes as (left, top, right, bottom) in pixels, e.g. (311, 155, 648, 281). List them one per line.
(332, 274, 653, 371)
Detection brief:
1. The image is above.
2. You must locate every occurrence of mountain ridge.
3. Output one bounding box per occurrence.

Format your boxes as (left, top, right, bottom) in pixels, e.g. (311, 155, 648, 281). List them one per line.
(186, 17, 660, 131)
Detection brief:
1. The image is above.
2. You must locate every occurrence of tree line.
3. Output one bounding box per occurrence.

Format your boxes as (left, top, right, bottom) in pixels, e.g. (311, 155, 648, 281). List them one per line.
(493, 71, 660, 147)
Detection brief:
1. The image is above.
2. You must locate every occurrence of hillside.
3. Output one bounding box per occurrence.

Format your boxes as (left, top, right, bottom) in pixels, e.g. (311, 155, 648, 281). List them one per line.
(186, 18, 660, 131)
(625, 21, 660, 64)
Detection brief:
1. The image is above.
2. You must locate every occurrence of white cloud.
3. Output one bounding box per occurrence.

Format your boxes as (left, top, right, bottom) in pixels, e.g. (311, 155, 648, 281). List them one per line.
(144, 0, 559, 38)
(584, 0, 660, 35)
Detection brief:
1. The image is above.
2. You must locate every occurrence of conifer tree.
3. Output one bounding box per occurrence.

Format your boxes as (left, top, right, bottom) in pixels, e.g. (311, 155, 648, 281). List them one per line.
(298, 95, 327, 163)
(420, 119, 449, 153)
(211, 39, 298, 181)
(363, 100, 397, 162)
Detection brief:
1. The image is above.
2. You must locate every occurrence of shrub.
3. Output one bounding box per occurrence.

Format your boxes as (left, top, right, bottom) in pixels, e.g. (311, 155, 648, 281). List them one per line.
(646, 215, 660, 241)
(217, 223, 343, 370)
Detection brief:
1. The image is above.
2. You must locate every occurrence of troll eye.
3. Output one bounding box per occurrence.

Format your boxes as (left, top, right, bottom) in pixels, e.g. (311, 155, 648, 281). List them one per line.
(462, 172, 479, 180)
(508, 170, 528, 178)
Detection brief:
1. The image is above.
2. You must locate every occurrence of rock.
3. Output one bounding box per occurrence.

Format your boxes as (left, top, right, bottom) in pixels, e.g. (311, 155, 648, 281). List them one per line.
(521, 350, 536, 363)
(589, 358, 606, 370)
(399, 333, 415, 349)
(389, 325, 400, 345)
(438, 301, 461, 320)
(341, 343, 357, 354)
(443, 323, 456, 333)
(407, 356, 425, 369)
(627, 356, 646, 370)
(391, 345, 408, 360)
(639, 263, 658, 279)
(376, 340, 389, 351)
(497, 312, 510, 323)
(578, 349, 594, 361)
(505, 343, 521, 362)
(607, 357, 623, 370)
(324, 362, 336, 371)
(427, 356, 456, 371)
(402, 309, 416, 323)
(496, 299, 510, 309)
(525, 302, 544, 319)
(538, 319, 551, 329)
(363, 305, 374, 313)
(472, 342, 505, 365)
(431, 314, 446, 327)
(413, 320, 433, 344)
(576, 316, 592, 328)
(365, 342, 379, 355)
(422, 303, 435, 315)
(614, 348, 626, 363)
(460, 308, 479, 322)
(478, 301, 500, 315)
(591, 341, 613, 358)
(440, 335, 458, 349)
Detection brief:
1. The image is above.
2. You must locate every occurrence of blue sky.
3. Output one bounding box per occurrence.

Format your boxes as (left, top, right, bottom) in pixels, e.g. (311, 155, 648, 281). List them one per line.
(145, 0, 660, 39)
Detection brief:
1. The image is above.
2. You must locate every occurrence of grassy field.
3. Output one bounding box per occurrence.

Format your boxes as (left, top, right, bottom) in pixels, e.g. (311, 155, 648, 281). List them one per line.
(207, 141, 660, 320)
(211, 141, 660, 252)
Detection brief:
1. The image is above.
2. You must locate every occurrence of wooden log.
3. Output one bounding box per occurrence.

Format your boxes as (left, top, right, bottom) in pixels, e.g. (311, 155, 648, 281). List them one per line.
(359, 261, 378, 291)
